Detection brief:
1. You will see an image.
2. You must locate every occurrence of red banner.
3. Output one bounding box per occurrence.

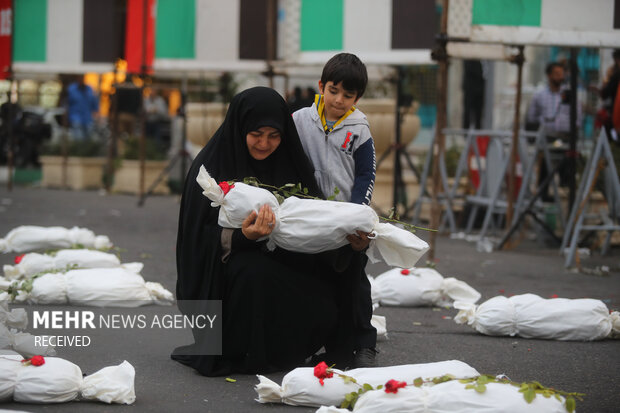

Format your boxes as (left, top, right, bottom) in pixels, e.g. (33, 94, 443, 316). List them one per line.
(125, 0, 155, 75)
(0, 0, 12, 80)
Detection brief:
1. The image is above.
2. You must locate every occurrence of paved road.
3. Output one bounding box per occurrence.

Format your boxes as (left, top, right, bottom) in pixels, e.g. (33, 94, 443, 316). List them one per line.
(0, 187, 618, 412)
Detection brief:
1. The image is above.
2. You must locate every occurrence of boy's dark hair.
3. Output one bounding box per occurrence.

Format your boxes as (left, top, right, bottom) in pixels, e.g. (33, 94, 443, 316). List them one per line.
(320, 53, 368, 99)
(545, 62, 564, 75)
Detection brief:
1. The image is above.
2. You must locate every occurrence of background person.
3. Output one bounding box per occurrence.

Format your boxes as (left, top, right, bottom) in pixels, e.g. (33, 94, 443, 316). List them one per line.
(66, 76, 99, 141)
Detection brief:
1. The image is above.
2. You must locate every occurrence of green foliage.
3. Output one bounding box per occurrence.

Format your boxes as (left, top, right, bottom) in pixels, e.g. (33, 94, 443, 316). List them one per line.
(458, 375, 584, 411)
(122, 136, 166, 161)
(241, 177, 325, 205)
(42, 139, 105, 157)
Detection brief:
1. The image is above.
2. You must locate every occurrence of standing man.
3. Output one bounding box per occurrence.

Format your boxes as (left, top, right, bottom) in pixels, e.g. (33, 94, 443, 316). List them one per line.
(526, 62, 581, 201)
(66, 76, 99, 141)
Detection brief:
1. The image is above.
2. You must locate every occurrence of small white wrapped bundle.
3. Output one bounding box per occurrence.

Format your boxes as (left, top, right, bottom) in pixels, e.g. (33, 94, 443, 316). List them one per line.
(255, 360, 479, 407)
(11, 268, 173, 307)
(0, 354, 135, 404)
(455, 293, 620, 341)
(0, 226, 112, 254)
(197, 166, 429, 268)
(373, 267, 481, 307)
(0, 300, 56, 357)
(320, 379, 570, 413)
(3, 249, 142, 280)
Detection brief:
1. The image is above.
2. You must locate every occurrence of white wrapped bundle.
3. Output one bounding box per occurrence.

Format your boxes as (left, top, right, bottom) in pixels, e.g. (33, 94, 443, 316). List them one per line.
(373, 267, 481, 307)
(255, 360, 479, 407)
(0, 354, 135, 404)
(0, 300, 56, 358)
(370, 315, 387, 341)
(3, 249, 142, 280)
(0, 226, 112, 254)
(318, 380, 570, 413)
(455, 293, 620, 341)
(10, 268, 173, 307)
(197, 166, 429, 268)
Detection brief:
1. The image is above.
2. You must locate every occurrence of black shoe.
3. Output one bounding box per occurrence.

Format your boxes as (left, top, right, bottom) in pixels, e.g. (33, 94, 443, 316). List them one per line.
(352, 348, 378, 368)
(307, 350, 354, 370)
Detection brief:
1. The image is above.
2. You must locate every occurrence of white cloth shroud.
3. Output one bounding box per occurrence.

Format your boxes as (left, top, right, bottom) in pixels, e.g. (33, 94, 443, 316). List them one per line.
(3, 249, 143, 280)
(196, 166, 429, 268)
(255, 360, 479, 407)
(0, 299, 56, 358)
(372, 267, 481, 307)
(454, 293, 620, 341)
(370, 315, 387, 340)
(315, 380, 569, 413)
(0, 226, 112, 254)
(3, 268, 173, 307)
(0, 353, 135, 404)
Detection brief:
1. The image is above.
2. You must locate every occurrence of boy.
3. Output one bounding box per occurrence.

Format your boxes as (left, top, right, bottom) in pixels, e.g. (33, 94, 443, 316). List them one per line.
(293, 53, 375, 206)
(293, 53, 377, 368)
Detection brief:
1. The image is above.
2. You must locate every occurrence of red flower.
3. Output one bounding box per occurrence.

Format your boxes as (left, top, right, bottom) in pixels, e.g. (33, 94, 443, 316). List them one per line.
(400, 269, 410, 275)
(22, 355, 45, 366)
(218, 181, 235, 195)
(14, 254, 25, 264)
(313, 361, 333, 386)
(384, 379, 407, 394)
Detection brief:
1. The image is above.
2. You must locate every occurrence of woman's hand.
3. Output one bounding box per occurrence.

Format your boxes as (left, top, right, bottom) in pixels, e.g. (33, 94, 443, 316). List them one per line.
(241, 204, 276, 241)
(347, 230, 371, 251)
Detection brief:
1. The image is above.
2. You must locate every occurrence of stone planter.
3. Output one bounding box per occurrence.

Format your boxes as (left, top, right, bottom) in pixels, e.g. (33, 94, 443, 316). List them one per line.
(40, 156, 106, 190)
(112, 159, 170, 195)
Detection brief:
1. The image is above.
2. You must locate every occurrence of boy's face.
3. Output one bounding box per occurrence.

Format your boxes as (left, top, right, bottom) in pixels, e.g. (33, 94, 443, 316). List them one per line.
(318, 81, 359, 121)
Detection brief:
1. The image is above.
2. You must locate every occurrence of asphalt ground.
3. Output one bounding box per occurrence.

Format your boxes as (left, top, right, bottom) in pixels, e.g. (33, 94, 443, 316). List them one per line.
(0, 186, 618, 412)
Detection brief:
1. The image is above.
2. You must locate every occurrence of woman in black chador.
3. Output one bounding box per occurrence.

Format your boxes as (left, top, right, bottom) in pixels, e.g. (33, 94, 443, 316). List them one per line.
(172, 87, 375, 376)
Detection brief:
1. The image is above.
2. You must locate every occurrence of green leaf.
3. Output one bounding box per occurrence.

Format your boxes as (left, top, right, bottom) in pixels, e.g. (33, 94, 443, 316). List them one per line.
(344, 393, 354, 402)
(363, 383, 373, 391)
(565, 397, 576, 413)
(474, 383, 487, 393)
(225, 377, 236, 383)
(303, 187, 308, 194)
(341, 375, 357, 384)
(477, 375, 492, 385)
(413, 377, 424, 387)
(523, 387, 536, 403)
(376, 385, 383, 390)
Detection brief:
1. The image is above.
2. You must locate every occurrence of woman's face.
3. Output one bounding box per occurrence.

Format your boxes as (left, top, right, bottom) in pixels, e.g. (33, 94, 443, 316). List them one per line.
(246, 126, 282, 160)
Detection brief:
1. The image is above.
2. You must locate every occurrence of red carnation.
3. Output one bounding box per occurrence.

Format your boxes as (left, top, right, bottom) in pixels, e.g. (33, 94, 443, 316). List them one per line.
(14, 254, 25, 264)
(22, 355, 45, 366)
(400, 269, 410, 275)
(384, 379, 407, 394)
(313, 361, 333, 386)
(218, 181, 235, 195)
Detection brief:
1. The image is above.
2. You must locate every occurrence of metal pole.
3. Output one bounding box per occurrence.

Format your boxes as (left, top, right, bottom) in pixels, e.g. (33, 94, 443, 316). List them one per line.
(429, 0, 449, 261)
(6, 81, 13, 191)
(5, 1, 14, 191)
(180, 75, 188, 187)
(106, 65, 119, 193)
(266, 0, 275, 88)
(505, 46, 525, 231)
(568, 48, 578, 212)
(392, 66, 404, 212)
(138, 0, 148, 202)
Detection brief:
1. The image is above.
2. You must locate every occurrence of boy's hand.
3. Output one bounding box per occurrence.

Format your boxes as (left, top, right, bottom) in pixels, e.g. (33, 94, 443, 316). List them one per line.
(347, 230, 371, 251)
(242, 204, 276, 240)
